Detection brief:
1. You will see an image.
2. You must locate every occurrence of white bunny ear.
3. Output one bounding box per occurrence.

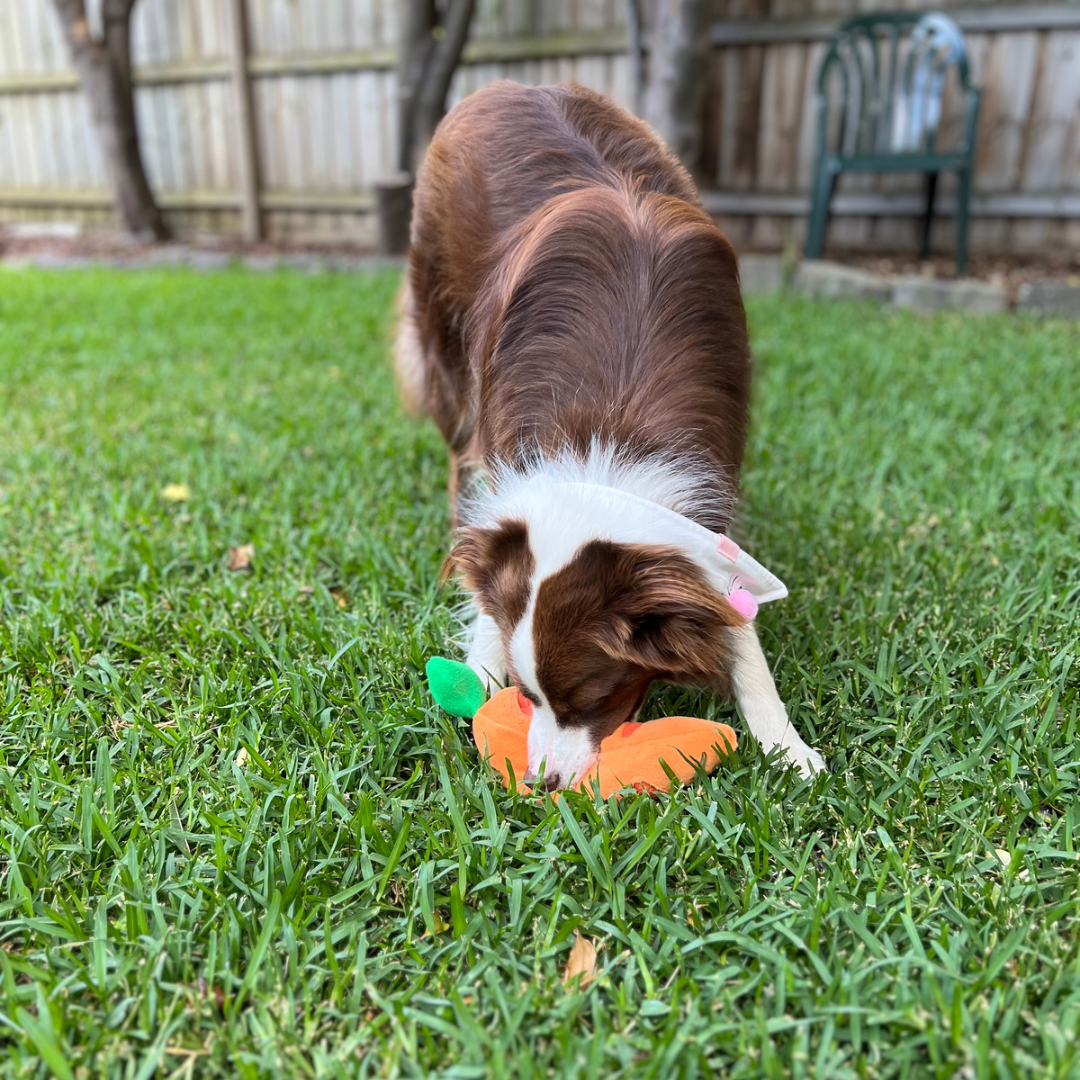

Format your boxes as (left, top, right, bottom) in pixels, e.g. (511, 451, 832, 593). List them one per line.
(712, 532, 786, 605)
(480, 472, 790, 609)
(722, 546, 788, 605)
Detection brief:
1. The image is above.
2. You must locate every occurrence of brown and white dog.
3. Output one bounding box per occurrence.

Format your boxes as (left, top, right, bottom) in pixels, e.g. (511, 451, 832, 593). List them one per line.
(397, 81, 825, 787)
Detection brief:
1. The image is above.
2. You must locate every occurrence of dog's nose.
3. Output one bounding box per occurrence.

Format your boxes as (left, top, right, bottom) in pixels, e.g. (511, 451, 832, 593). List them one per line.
(522, 767, 561, 791)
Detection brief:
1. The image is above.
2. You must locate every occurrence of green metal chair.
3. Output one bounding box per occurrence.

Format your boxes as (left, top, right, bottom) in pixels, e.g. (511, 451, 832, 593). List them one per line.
(805, 12, 981, 274)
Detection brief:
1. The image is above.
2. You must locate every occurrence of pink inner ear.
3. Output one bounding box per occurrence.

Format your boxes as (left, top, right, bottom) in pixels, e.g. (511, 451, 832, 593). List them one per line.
(728, 588, 758, 621)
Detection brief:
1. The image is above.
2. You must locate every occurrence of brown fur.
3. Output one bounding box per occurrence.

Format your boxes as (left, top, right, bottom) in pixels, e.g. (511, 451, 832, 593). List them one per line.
(402, 81, 750, 531)
(443, 520, 535, 635)
(530, 542, 743, 741)
(404, 81, 753, 751)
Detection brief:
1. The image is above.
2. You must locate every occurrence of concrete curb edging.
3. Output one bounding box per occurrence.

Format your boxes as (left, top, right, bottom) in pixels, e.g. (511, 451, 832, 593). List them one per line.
(790, 260, 893, 304)
(1016, 280, 1080, 318)
(0, 246, 407, 274)
(740, 254, 1079, 318)
(889, 274, 1007, 315)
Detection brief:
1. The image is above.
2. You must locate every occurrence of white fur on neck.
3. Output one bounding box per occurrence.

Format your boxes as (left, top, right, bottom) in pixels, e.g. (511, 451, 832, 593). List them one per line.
(462, 440, 734, 535)
(461, 443, 786, 605)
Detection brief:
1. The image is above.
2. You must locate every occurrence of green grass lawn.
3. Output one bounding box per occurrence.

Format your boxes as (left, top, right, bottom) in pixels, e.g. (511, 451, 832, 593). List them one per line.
(0, 267, 1078, 1079)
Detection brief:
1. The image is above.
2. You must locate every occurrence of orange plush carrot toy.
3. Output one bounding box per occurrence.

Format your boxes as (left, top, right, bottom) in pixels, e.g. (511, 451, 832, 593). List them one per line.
(427, 657, 736, 798)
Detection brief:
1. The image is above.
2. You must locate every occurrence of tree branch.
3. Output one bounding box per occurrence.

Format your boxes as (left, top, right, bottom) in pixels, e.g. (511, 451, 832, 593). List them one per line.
(102, 0, 137, 22)
(101, 0, 136, 84)
(396, 0, 438, 173)
(49, 0, 168, 239)
(51, 0, 88, 31)
(644, 0, 709, 170)
(414, 0, 476, 157)
(51, 0, 102, 59)
(625, 0, 644, 117)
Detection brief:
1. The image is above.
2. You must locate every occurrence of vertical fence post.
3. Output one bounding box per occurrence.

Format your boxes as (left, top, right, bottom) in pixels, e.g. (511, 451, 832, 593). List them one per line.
(228, 0, 263, 242)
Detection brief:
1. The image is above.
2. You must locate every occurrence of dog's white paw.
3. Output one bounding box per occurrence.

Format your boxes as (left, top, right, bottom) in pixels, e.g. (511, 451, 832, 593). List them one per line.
(465, 613, 506, 694)
(784, 742, 827, 778)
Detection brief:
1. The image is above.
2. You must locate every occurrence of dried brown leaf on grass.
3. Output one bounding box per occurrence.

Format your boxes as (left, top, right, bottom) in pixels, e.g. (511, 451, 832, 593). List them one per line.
(195, 977, 226, 1011)
(228, 543, 255, 571)
(563, 932, 597, 987)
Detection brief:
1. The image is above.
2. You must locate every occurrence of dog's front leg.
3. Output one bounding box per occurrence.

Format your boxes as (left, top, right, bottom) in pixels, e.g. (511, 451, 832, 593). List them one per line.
(728, 625, 826, 777)
(465, 611, 507, 694)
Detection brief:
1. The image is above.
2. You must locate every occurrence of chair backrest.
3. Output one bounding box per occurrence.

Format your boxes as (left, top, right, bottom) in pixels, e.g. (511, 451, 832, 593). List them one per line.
(817, 12, 975, 158)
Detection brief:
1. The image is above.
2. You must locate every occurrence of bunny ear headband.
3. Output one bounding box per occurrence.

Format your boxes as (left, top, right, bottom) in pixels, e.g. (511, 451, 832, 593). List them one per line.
(493, 477, 788, 621)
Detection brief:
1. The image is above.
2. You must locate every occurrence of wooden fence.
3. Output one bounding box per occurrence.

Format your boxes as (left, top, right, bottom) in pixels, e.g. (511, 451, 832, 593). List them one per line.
(1, 0, 1078, 253)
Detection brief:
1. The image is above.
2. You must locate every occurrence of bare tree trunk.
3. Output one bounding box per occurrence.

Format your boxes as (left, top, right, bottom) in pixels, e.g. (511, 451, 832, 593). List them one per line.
(643, 0, 710, 173)
(396, 0, 477, 175)
(412, 0, 477, 161)
(227, 0, 262, 242)
(52, 0, 169, 239)
(624, 0, 645, 117)
(396, 0, 438, 175)
(381, 0, 476, 253)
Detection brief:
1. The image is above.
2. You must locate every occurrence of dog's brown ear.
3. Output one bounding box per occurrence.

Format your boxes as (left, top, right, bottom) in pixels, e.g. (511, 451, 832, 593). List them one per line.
(586, 544, 745, 682)
(442, 519, 535, 629)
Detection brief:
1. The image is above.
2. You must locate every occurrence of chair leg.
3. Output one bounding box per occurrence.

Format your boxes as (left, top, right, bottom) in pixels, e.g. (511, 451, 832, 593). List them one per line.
(920, 171, 938, 261)
(806, 162, 836, 261)
(955, 167, 972, 276)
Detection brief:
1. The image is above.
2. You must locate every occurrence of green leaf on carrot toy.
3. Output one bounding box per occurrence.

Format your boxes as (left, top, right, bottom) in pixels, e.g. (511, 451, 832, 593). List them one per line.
(425, 656, 487, 718)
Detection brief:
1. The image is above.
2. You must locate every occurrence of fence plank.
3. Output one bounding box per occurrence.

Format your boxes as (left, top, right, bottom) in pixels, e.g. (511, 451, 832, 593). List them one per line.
(976, 30, 1040, 192)
(794, 40, 826, 190)
(376, 0, 396, 50)
(756, 41, 808, 192)
(1020, 29, 1080, 193)
(205, 79, 230, 190)
(356, 69, 382, 187)
(0, 5, 16, 76)
(252, 74, 279, 189)
(228, 0, 263, 240)
(728, 44, 766, 191)
(0, 99, 13, 187)
(30, 0, 66, 72)
(473, 0, 504, 40)
(17, 94, 41, 186)
(609, 52, 630, 110)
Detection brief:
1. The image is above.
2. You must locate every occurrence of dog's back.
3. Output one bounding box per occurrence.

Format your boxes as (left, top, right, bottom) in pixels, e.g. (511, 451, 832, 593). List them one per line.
(402, 81, 750, 531)
(410, 81, 700, 305)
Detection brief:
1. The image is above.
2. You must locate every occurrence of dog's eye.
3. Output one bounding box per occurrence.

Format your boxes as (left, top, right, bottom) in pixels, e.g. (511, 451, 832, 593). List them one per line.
(518, 685, 541, 707)
(507, 668, 542, 706)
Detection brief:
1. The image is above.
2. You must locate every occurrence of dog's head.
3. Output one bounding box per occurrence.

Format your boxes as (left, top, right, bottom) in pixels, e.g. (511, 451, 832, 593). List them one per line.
(446, 519, 745, 788)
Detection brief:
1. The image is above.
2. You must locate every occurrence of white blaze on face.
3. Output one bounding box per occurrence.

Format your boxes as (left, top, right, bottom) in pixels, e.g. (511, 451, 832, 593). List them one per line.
(509, 599, 598, 787)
